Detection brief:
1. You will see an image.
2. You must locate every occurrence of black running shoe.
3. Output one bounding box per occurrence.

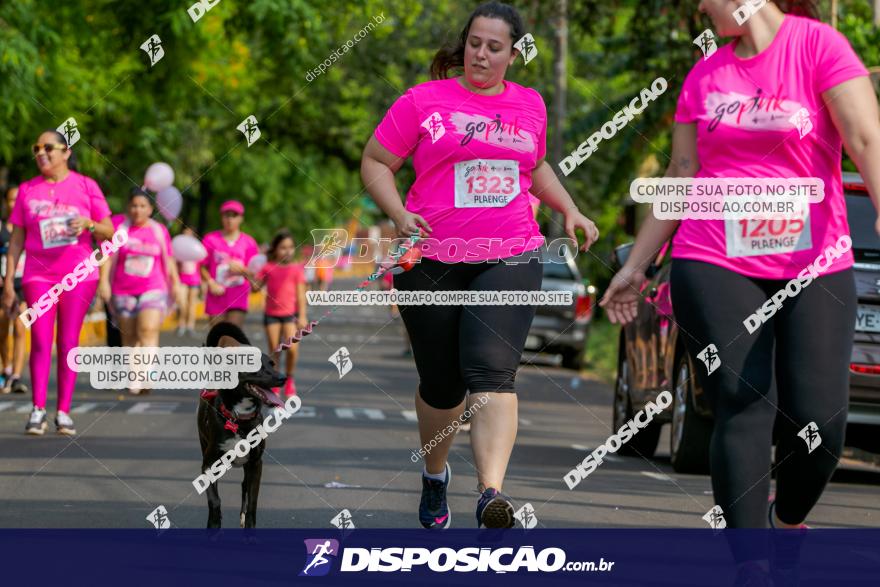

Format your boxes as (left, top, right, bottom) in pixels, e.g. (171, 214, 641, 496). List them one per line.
(418, 464, 451, 529)
(475, 487, 514, 528)
(10, 378, 27, 394)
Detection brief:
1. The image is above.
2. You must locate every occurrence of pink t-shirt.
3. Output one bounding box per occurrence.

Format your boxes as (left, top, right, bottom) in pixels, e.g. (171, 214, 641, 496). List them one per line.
(110, 216, 172, 295)
(201, 230, 259, 315)
(11, 171, 111, 284)
(374, 77, 546, 262)
(672, 15, 868, 279)
(258, 261, 305, 316)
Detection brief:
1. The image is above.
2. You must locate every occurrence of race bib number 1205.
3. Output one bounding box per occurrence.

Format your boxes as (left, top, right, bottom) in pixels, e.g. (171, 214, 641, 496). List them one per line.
(724, 213, 812, 258)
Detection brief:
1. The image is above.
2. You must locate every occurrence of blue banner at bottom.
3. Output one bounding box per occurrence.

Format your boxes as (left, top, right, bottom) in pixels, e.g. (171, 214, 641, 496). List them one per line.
(1, 529, 878, 585)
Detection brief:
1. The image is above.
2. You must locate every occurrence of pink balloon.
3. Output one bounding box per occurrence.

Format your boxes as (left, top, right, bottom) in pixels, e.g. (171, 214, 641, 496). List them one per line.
(247, 254, 267, 274)
(171, 235, 207, 262)
(156, 186, 182, 221)
(144, 162, 174, 192)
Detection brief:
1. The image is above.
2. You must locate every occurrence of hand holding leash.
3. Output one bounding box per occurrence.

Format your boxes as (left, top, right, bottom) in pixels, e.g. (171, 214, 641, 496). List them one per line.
(275, 234, 422, 352)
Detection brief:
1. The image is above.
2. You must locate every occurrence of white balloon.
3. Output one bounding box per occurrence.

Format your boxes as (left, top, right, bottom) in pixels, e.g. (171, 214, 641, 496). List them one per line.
(171, 234, 207, 262)
(156, 186, 182, 221)
(144, 162, 175, 192)
(247, 254, 267, 273)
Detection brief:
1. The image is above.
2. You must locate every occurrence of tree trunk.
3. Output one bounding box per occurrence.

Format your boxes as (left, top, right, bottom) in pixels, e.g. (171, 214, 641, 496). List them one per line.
(549, 0, 568, 240)
(197, 178, 211, 236)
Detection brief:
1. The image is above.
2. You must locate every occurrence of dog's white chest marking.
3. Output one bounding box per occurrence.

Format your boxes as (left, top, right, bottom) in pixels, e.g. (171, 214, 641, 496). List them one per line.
(220, 435, 250, 467)
(232, 398, 257, 417)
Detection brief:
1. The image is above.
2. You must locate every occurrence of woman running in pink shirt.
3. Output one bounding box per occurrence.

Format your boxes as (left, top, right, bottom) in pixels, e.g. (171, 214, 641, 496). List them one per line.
(252, 229, 307, 397)
(200, 200, 259, 328)
(100, 187, 178, 394)
(3, 129, 114, 435)
(362, 1, 598, 528)
(602, 0, 880, 546)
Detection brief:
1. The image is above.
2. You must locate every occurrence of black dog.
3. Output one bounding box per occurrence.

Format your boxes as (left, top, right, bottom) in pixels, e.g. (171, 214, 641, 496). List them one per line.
(197, 322, 286, 529)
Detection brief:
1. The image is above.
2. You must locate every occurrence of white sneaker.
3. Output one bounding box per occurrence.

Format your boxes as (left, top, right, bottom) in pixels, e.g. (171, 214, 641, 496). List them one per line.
(25, 408, 48, 435)
(55, 411, 76, 436)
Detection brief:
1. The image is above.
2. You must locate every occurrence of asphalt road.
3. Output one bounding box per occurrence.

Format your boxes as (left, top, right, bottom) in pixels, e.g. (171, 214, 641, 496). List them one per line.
(0, 282, 878, 529)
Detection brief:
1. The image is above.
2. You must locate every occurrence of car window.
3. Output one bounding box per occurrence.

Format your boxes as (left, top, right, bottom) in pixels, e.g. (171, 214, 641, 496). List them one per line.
(846, 194, 880, 252)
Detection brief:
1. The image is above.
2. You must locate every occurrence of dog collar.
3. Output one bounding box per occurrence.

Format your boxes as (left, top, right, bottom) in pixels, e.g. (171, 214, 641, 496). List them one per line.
(200, 389, 258, 434)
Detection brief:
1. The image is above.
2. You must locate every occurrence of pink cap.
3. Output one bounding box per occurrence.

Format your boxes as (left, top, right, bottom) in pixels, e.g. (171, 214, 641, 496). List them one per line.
(219, 200, 244, 215)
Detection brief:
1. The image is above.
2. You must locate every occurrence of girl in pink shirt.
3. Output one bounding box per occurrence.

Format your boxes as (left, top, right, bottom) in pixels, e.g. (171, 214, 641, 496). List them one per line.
(100, 187, 178, 394)
(361, 2, 598, 529)
(252, 230, 307, 397)
(602, 1, 878, 547)
(200, 200, 259, 328)
(3, 129, 115, 436)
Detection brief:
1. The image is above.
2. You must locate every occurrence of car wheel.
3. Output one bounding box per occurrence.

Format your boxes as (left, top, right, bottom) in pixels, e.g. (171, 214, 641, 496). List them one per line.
(670, 353, 712, 474)
(613, 348, 661, 458)
(561, 348, 583, 370)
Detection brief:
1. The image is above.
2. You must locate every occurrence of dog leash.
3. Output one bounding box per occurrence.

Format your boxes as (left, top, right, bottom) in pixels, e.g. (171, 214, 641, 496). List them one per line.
(274, 233, 422, 352)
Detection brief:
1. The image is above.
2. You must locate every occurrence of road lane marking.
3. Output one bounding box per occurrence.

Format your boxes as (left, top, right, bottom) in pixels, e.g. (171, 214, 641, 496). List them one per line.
(126, 402, 180, 414)
(291, 406, 317, 418)
(641, 471, 673, 482)
(0, 401, 415, 423)
(71, 403, 103, 414)
(335, 407, 385, 420)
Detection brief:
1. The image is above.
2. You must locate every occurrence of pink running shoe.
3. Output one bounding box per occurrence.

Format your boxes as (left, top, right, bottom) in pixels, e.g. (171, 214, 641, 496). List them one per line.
(284, 377, 296, 397)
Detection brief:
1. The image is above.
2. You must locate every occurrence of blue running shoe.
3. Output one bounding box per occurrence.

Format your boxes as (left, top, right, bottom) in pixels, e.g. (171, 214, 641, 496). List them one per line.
(419, 464, 451, 529)
(475, 487, 514, 528)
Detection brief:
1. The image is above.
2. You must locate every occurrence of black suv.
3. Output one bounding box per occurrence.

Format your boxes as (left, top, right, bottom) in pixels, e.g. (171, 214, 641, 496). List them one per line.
(523, 245, 595, 370)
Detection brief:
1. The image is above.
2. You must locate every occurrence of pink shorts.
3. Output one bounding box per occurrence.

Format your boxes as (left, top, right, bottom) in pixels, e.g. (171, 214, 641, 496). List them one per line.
(111, 289, 168, 318)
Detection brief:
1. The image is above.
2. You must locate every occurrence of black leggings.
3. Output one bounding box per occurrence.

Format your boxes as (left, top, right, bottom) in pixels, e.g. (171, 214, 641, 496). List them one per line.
(670, 259, 855, 528)
(393, 255, 543, 409)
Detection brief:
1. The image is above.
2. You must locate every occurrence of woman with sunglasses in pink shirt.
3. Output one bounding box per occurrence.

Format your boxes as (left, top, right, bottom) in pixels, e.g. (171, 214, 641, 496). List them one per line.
(3, 130, 114, 435)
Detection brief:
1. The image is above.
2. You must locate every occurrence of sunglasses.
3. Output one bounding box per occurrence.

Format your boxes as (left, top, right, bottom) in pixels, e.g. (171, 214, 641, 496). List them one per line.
(32, 143, 68, 156)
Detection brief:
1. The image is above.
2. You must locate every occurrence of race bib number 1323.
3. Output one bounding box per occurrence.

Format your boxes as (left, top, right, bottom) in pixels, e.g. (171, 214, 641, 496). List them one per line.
(454, 159, 520, 208)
